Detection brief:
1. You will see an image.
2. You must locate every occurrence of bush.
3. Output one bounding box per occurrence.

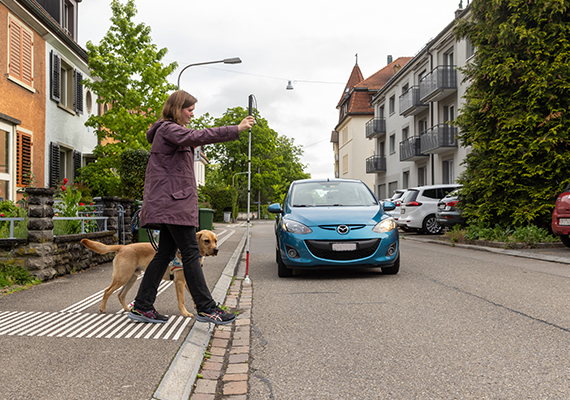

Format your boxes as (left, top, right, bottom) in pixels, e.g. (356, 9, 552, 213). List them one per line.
(53, 181, 97, 235)
(119, 148, 149, 200)
(0, 261, 39, 289)
(0, 200, 27, 239)
(200, 185, 237, 222)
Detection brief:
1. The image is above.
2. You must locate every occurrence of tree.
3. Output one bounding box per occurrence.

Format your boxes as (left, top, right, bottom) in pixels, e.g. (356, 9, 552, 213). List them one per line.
(193, 107, 310, 208)
(454, 0, 570, 229)
(79, 0, 177, 197)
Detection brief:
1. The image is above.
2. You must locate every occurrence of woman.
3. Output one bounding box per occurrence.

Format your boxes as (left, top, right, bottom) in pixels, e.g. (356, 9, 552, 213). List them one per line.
(128, 90, 254, 324)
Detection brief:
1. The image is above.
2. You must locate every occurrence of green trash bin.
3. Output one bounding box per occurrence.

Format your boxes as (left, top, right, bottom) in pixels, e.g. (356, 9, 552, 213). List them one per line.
(199, 208, 214, 231)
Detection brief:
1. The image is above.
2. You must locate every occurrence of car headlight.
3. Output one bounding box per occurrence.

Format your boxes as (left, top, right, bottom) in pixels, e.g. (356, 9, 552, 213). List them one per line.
(372, 217, 397, 233)
(282, 218, 312, 234)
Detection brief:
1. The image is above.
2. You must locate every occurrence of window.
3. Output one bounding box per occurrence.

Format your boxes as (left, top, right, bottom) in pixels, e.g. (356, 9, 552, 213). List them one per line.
(0, 124, 11, 200)
(443, 159, 454, 184)
(444, 49, 454, 66)
(50, 51, 83, 114)
(341, 128, 348, 145)
(49, 142, 81, 187)
(418, 118, 428, 134)
(402, 127, 409, 141)
(418, 166, 427, 186)
(389, 134, 395, 154)
(378, 184, 386, 200)
(379, 106, 385, 118)
(8, 15, 34, 88)
(342, 154, 348, 175)
(16, 130, 32, 187)
(466, 38, 475, 59)
(388, 181, 398, 198)
(444, 104, 455, 123)
(389, 96, 395, 115)
(403, 171, 410, 189)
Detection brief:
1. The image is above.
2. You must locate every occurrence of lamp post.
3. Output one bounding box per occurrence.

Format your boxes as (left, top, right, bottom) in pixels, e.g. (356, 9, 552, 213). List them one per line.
(177, 57, 242, 89)
(232, 171, 248, 187)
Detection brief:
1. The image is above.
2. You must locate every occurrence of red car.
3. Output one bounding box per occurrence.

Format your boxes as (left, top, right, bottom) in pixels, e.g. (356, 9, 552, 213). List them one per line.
(552, 183, 570, 248)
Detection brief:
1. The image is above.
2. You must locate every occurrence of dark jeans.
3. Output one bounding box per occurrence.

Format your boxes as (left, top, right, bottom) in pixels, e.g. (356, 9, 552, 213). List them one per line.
(133, 224, 216, 313)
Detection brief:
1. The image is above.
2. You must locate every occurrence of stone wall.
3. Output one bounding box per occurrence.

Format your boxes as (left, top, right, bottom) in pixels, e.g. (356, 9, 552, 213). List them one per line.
(0, 188, 135, 281)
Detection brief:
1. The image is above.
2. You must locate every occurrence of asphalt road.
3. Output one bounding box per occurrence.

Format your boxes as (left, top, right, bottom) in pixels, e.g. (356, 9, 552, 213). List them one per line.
(248, 221, 570, 399)
(0, 224, 247, 400)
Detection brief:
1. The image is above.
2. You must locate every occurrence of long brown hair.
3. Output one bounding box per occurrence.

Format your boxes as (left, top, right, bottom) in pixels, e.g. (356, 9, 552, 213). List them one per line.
(161, 90, 197, 125)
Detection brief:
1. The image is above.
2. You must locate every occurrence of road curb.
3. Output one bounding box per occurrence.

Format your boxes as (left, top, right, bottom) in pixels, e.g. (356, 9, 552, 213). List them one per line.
(153, 229, 248, 400)
(404, 236, 570, 265)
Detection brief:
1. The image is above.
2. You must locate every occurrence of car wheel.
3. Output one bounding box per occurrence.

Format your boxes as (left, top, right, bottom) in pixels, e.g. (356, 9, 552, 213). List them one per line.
(381, 256, 400, 275)
(277, 249, 293, 277)
(422, 214, 442, 235)
(560, 235, 570, 248)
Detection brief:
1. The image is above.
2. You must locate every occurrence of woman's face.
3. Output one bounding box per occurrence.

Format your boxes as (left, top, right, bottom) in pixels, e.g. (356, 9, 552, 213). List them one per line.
(181, 104, 195, 125)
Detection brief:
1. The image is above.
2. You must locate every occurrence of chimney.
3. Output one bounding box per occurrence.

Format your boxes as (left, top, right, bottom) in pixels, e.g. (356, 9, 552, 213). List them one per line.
(393, 64, 401, 74)
(387, 55, 393, 64)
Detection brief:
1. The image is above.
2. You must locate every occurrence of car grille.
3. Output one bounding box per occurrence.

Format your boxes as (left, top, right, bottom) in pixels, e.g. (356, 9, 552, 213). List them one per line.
(305, 239, 380, 261)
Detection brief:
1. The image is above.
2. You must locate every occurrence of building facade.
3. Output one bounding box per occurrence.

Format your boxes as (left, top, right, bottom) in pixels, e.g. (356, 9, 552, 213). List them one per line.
(0, 0, 95, 201)
(368, 7, 472, 199)
(332, 57, 412, 189)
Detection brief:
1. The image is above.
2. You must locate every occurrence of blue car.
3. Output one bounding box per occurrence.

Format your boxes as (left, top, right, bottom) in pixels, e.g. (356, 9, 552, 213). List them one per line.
(268, 178, 400, 277)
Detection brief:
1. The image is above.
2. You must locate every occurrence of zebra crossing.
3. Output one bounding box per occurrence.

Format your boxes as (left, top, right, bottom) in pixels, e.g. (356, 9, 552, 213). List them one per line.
(0, 228, 237, 340)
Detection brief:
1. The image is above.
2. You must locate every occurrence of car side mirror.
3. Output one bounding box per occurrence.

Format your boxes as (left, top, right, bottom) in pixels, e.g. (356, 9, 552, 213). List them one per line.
(268, 203, 283, 214)
(383, 201, 396, 211)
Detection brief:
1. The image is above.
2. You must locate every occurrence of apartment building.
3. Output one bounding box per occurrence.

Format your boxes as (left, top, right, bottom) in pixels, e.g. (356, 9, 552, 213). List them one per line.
(368, 6, 473, 199)
(0, 0, 95, 201)
(331, 57, 412, 189)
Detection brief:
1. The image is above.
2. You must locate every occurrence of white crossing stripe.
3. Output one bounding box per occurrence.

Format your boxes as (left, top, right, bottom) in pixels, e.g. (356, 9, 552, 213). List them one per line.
(0, 228, 235, 340)
(0, 311, 191, 340)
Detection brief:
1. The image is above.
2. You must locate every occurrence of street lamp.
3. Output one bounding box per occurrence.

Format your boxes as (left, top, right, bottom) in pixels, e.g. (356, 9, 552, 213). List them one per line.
(177, 57, 242, 89)
(232, 171, 248, 187)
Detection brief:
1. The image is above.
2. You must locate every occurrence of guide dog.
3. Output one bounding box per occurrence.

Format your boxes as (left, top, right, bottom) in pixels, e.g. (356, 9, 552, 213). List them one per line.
(81, 230, 219, 318)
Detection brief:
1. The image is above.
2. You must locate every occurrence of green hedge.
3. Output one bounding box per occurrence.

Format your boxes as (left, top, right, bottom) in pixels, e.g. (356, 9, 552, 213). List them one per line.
(119, 149, 149, 200)
(201, 185, 238, 222)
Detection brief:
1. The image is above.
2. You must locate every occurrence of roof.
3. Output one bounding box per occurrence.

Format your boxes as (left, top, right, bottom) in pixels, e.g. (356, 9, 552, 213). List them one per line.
(336, 57, 412, 126)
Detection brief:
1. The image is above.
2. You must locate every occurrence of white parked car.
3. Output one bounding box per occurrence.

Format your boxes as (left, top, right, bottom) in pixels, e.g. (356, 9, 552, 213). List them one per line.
(398, 184, 462, 234)
(385, 189, 408, 226)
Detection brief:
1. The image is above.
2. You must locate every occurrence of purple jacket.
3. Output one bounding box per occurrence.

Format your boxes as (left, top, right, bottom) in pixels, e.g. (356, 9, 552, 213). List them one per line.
(139, 120, 239, 228)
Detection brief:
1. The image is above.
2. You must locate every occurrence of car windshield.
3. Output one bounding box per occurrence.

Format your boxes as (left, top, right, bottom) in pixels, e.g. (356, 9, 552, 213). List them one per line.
(290, 181, 378, 207)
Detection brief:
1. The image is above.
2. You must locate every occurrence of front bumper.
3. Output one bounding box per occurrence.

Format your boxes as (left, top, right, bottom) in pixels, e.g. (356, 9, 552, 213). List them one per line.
(277, 227, 399, 269)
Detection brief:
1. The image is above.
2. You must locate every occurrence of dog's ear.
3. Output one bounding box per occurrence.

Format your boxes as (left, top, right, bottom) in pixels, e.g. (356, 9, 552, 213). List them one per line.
(196, 230, 203, 239)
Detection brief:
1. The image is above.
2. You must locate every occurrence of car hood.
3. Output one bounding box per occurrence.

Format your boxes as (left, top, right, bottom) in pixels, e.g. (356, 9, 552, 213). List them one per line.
(285, 206, 385, 226)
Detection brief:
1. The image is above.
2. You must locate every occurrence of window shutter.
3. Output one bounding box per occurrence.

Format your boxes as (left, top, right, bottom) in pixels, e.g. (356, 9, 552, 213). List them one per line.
(8, 20, 22, 80)
(74, 69, 84, 114)
(49, 142, 60, 188)
(73, 150, 82, 179)
(17, 132, 32, 187)
(21, 29, 33, 86)
(50, 51, 61, 102)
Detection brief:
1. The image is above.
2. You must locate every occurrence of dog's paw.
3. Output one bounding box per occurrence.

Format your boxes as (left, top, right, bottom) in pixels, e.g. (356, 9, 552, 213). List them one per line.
(181, 311, 194, 318)
(99, 308, 106, 314)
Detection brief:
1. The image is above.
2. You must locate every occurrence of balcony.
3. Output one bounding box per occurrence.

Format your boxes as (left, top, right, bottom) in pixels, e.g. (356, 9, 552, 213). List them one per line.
(400, 136, 429, 161)
(420, 124, 458, 154)
(365, 118, 386, 139)
(366, 155, 386, 173)
(399, 86, 428, 117)
(330, 130, 339, 143)
(419, 65, 457, 103)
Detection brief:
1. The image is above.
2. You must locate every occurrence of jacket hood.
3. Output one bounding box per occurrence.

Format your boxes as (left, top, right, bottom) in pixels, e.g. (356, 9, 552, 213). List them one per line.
(147, 120, 168, 144)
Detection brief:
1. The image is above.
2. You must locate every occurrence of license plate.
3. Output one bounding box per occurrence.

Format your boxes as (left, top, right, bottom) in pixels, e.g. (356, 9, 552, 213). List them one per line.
(560, 218, 570, 226)
(332, 243, 356, 251)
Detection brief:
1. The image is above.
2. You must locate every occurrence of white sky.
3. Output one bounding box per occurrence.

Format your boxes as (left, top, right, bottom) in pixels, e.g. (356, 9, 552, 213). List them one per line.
(78, 0, 462, 179)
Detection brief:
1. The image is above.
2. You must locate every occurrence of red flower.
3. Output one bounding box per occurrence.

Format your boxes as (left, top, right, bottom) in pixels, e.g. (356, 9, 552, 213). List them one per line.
(63, 178, 68, 184)
(79, 202, 85, 206)
(0, 214, 4, 217)
(90, 203, 94, 206)
(61, 186, 66, 191)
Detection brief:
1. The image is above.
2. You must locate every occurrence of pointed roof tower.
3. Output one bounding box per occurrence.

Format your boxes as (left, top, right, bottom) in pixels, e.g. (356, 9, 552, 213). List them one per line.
(337, 55, 364, 107)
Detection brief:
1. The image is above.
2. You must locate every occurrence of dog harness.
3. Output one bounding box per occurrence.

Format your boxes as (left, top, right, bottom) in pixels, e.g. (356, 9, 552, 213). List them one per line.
(168, 255, 202, 280)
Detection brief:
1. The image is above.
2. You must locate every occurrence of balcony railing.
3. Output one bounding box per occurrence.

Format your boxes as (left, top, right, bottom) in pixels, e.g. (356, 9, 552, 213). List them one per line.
(419, 65, 457, 103)
(400, 136, 429, 161)
(420, 124, 458, 154)
(399, 86, 428, 117)
(365, 118, 386, 139)
(366, 155, 386, 173)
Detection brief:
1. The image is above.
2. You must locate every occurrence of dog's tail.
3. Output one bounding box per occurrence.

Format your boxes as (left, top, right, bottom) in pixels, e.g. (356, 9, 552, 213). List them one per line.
(81, 238, 123, 254)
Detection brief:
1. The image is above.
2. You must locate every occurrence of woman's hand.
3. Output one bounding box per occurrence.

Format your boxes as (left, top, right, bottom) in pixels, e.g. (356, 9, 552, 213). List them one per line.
(238, 116, 256, 132)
